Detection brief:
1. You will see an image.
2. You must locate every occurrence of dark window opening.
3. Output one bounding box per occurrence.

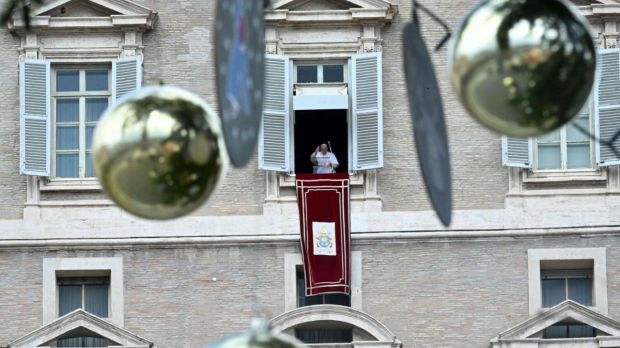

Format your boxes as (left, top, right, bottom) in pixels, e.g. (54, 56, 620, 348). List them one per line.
(543, 323, 595, 339)
(294, 109, 348, 174)
(541, 269, 593, 307)
(297, 65, 318, 83)
(295, 328, 353, 344)
(296, 266, 350, 307)
(57, 336, 110, 347)
(323, 65, 344, 83)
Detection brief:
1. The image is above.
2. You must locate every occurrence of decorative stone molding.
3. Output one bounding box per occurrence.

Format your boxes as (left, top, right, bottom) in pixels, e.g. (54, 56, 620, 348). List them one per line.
(42, 257, 124, 327)
(527, 248, 608, 315)
(491, 301, 620, 348)
(8, 0, 158, 60)
(265, 0, 397, 58)
(7, 309, 152, 348)
(271, 304, 402, 348)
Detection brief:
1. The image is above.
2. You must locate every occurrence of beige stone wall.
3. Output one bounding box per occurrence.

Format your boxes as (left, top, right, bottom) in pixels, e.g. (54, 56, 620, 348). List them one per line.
(0, 29, 25, 219)
(0, 235, 619, 347)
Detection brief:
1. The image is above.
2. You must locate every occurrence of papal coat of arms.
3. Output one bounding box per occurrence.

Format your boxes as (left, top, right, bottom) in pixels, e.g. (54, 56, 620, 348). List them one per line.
(312, 222, 336, 256)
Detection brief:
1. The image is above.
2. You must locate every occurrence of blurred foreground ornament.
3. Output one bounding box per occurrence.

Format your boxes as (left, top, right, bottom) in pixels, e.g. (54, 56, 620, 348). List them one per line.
(449, 0, 596, 137)
(93, 86, 226, 220)
(208, 319, 304, 348)
(215, 0, 265, 167)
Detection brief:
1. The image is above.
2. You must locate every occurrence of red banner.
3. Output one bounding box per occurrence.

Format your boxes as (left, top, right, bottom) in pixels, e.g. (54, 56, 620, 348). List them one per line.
(296, 173, 350, 296)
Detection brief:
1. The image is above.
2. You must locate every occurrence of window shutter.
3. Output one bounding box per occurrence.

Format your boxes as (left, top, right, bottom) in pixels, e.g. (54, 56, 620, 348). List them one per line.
(112, 55, 142, 102)
(20, 59, 51, 176)
(351, 52, 383, 170)
(596, 49, 620, 166)
(501, 136, 532, 168)
(259, 54, 290, 172)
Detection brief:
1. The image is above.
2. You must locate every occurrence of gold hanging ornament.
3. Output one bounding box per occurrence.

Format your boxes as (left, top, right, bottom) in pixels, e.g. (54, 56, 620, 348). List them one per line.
(449, 0, 596, 137)
(92, 86, 227, 220)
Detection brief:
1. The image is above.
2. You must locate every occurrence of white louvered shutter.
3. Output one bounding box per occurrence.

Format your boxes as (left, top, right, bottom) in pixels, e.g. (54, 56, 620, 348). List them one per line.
(351, 52, 383, 170)
(501, 136, 532, 168)
(112, 55, 142, 102)
(20, 59, 51, 176)
(596, 49, 620, 166)
(259, 54, 290, 171)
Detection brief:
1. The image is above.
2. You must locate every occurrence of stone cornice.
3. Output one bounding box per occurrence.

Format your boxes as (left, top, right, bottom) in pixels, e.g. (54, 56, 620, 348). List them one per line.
(266, 8, 396, 25)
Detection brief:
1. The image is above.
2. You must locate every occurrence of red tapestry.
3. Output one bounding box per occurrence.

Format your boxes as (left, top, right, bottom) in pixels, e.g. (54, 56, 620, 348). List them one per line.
(295, 173, 350, 296)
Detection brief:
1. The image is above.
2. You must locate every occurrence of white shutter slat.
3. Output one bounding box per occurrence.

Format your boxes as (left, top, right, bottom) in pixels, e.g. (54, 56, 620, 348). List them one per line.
(502, 136, 532, 168)
(259, 54, 290, 172)
(596, 49, 620, 166)
(112, 55, 142, 102)
(352, 52, 383, 170)
(20, 59, 50, 176)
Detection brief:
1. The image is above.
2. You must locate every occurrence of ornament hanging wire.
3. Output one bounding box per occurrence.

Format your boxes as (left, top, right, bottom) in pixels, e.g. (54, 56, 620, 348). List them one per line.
(412, 1, 451, 52)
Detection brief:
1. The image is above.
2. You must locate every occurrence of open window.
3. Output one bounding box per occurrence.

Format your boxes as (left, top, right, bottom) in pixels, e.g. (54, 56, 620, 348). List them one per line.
(259, 52, 383, 173)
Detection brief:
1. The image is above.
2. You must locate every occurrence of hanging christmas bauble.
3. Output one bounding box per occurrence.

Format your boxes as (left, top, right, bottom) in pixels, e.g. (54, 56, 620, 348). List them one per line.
(449, 0, 596, 137)
(208, 320, 304, 348)
(93, 86, 227, 220)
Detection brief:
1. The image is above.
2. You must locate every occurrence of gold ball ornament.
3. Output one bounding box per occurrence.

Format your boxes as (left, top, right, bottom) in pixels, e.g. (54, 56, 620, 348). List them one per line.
(93, 86, 227, 220)
(208, 320, 304, 348)
(449, 0, 596, 137)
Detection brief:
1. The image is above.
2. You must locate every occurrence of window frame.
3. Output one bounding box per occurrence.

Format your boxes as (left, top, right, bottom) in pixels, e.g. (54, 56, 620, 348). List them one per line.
(294, 61, 348, 84)
(533, 98, 596, 172)
(527, 248, 607, 315)
(541, 269, 593, 308)
(57, 276, 111, 318)
(284, 252, 362, 312)
(50, 65, 111, 180)
(43, 257, 124, 327)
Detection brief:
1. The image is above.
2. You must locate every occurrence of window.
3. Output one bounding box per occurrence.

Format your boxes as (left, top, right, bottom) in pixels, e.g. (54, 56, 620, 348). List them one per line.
(535, 100, 593, 170)
(52, 67, 110, 178)
(295, 63, 345, 83)
(260, 53, 383, 173)
(527, 248, 607, 315)
(43, 257, 124, 327)
(541, 269, 592, 307)
(56, 336, 110, 347)
(543, 321, 595, 339)
(296, 267, 350, 307)
(292, 266, 353, 344)
(58, 276, 110, 317)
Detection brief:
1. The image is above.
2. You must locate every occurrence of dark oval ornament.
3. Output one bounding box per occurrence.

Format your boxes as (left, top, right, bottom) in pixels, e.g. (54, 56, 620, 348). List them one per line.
(449, 0, 596, 137)
(93, 86, 227, 220)
(215, 0, 265, 167)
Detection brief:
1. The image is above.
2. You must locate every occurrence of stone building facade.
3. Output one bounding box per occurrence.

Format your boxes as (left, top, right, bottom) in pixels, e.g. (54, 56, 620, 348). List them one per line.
(2, 0, 620, 347)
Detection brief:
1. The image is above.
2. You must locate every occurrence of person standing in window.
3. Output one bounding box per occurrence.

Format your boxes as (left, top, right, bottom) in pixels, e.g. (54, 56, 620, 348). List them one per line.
(311, 144, 339, 173)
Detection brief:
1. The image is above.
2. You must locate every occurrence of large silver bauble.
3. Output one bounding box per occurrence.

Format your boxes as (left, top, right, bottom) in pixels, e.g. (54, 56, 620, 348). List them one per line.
(449, 0, 596, 137)
(93, 86, 226, 220)
(208, 321, 304, 348)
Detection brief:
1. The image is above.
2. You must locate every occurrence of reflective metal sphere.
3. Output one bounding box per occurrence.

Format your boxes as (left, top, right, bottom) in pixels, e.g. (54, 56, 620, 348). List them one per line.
(208, 321, 304, 348)
(449, 0, 596, 137)
(93, 86, 226, 220)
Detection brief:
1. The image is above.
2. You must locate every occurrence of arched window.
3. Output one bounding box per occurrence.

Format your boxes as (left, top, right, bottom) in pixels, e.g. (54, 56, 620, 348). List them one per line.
(271, 305, 402, 347)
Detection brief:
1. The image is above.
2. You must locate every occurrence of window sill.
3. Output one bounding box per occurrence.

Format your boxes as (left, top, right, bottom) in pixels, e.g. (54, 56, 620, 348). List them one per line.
(279, 172, 364, 188)
(40, 178, 102, 192)
(523, 168, 607, 183)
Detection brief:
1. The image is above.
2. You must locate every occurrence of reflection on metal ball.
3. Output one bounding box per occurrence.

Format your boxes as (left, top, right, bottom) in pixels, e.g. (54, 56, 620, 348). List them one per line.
(449, 0, 596, 137)
(208, 320, 304, 348)
(93, 86, 226, 220)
